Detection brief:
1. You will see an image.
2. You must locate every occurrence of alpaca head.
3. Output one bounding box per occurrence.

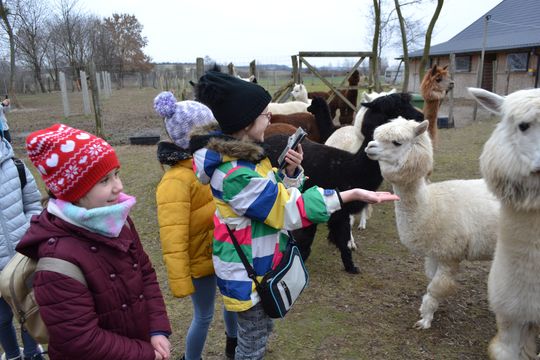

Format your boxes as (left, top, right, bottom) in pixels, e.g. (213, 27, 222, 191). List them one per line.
(360, 93, 424, 139)
(365, 118, 432, 184)
(420, 64, 454, 101)
(348, 70, 360, 86)
(292, 83, 308, 102)
(470, 87, 540, 211)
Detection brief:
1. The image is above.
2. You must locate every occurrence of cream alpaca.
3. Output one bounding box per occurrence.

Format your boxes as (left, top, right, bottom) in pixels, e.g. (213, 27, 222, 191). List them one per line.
(469, 87, 540, 360)
(365, 117, 499, 329)
(324, 90, 395, 250)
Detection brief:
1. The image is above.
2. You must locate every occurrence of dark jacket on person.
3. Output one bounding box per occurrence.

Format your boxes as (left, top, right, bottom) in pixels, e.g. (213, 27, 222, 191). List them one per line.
(16, 210, 172, 360)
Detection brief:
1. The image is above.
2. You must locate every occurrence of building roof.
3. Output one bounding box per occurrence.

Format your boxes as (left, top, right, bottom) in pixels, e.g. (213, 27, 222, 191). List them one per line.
(409, 0, 540, 57)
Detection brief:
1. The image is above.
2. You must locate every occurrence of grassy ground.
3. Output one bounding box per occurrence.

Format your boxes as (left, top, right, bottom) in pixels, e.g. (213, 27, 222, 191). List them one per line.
(8, 89, 499, 359)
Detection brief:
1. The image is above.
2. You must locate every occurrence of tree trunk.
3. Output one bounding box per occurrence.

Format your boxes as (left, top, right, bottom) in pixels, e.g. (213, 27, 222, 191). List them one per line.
(419, 0, 444, 82)
(0, 1, 20, 107)
(34, 64, 46, 93)
(394, 0, 410, 92)
(370, 0, 381, 92)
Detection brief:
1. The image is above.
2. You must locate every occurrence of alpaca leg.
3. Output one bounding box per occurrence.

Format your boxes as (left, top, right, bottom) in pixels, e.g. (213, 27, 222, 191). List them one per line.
(328, 211, 358, 274)
(488, 315, 534, 360)
(357, 205, 372, 230)
(347, 215, 357, 251)
(414, 261, 459, 329)
(292, 225, 317, 262)
(424, 257, 438, 280)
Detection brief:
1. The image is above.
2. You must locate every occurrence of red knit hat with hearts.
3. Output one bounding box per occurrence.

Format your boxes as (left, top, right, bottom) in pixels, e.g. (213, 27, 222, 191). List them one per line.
(26, 123, 120, 202)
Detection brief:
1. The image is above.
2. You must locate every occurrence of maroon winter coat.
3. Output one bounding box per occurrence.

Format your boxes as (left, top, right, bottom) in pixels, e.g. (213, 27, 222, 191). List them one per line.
(16, 210, 172, 360)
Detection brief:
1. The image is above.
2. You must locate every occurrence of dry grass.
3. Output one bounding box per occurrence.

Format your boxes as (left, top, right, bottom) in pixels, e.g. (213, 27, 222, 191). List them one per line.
(8, 89, 500, 360)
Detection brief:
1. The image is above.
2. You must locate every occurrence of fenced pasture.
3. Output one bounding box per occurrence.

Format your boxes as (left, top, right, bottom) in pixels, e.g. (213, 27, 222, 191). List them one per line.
(7, 88, 501, 359)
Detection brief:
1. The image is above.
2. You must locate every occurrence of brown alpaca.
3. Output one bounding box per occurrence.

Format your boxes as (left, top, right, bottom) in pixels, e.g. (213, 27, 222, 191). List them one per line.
(308, 70, 360, 125)
(264, 123, 298, 139)
(270, 113, 322, 142)
(420, 64, 454, 145)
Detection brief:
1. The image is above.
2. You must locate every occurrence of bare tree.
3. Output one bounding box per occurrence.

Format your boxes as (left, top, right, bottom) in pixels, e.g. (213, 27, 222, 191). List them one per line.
(0, 0, 20, 105)
(16, 0, 49, 93)
(394, 0, 409, 91)
(418, 0, 444, 81)
(44, 18, 66, 91)
(370, 0, 381, 91)
(55, 0, 86, 91)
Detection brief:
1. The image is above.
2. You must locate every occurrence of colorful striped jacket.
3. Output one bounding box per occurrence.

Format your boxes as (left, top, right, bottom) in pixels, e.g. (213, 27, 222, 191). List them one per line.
(191, 126, 342, 312)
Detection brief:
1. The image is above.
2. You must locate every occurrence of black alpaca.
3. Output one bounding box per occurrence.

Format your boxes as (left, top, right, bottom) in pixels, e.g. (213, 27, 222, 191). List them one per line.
(307, 96, 337, 143)
(264, 93, 424, 274)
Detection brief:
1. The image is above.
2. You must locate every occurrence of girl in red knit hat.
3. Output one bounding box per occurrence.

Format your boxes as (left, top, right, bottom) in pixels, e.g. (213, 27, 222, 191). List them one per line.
(16, 124, 172, 360)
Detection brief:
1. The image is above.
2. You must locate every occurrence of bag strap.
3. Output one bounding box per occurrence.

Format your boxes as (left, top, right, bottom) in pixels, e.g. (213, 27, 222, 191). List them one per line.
(225, 225, 261, 287)
(13, 158, 26, 190)
(35, 257, 87, 287)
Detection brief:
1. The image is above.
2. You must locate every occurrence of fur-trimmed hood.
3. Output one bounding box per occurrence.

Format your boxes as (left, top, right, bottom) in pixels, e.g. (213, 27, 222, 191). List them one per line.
(189, 123, 267, 185)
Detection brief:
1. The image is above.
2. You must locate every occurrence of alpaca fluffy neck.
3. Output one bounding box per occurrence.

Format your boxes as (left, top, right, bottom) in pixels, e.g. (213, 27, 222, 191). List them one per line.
(391, 178, 431, 251)
(423, 99, 440, 122)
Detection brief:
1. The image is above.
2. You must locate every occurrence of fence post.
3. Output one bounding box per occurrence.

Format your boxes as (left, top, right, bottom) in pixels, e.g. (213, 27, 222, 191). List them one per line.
(448, 54, 455, 128)
(249, 60, 256, 78)
(88, 62, 103, 137)
(59, 71, 70, 118)
(196, 58, 204, 80)
(80, 70, 91, 116)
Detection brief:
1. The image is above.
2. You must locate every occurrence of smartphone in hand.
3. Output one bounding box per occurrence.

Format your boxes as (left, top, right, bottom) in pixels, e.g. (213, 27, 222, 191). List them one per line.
(277, 127, 307, 170)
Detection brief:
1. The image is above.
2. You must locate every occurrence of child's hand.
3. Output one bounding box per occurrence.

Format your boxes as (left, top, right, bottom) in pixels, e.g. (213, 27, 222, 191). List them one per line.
(151, 335, 170, 360)
(356, 190, 399, 204)
(284, 144, 303, 177)
(154, 350, 163, 360)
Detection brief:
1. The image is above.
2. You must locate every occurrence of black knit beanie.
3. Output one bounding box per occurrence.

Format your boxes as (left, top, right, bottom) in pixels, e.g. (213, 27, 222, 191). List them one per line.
(195, 71, 271, 134)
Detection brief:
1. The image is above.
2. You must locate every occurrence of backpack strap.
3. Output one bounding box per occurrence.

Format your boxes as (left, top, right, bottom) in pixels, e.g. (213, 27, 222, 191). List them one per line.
(35, 257, 87, 287)
(13, 158, 27, 190)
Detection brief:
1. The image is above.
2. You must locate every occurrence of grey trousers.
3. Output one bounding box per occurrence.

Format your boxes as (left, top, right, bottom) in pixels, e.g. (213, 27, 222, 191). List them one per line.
(235, 302, 274, 360)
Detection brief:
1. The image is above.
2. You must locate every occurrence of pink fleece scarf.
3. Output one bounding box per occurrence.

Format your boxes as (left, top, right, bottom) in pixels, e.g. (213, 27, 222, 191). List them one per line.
(47, 193, 136, 237)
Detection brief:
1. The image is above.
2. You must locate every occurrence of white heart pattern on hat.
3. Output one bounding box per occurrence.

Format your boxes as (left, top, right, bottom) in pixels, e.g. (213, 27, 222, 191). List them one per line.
(78, 155, 88, 164)
(60, 140, 75, 153)
(46, 153, 59, 167)
(76, 133, 91, 140)
(57, 178, 64, 185)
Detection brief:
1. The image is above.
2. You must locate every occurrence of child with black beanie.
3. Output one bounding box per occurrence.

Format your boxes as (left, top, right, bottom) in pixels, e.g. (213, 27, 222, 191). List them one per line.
(190, 71, 398, 359)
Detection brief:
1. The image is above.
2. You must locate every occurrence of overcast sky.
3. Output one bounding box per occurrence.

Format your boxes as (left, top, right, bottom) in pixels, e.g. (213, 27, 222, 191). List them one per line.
(79, 0, 503, 66)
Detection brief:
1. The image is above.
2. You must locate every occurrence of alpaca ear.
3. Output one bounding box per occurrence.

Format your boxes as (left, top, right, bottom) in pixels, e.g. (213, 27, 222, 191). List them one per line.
(443, 65, 448, 70)
(468, 87, 503, 115)
(361, 102, 374, 109)
(414, 120, 429, 137)
(431, 64, 438, 75)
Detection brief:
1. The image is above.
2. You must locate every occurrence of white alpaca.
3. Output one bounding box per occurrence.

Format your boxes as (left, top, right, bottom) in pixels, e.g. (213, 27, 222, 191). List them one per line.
(365, 117, 499, 329)
(324, 89, 396, 251)
(267, 101, 309, 115)
(291, 83, 312, 105)
(469, 87, 540, 360)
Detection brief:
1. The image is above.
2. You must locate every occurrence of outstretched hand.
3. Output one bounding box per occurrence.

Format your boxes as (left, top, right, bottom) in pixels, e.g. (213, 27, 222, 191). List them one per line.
(339, 189, 400, 205)
(358, 190, 400, 204)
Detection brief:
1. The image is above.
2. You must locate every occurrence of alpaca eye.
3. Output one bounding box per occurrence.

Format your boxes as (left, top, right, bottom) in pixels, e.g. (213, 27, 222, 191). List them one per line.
(392, 141, 402, 146)
(518, 122, 530, 132)
(436, 78, 442, 83)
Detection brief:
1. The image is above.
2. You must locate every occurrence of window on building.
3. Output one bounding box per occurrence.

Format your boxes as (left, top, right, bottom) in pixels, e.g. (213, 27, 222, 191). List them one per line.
(455, 56, 471, 72)
(507, 53, 528, 72)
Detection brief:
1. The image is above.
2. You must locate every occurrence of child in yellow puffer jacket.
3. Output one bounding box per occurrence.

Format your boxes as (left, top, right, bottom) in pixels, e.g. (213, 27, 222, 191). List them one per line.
(154, 94, 237, 360)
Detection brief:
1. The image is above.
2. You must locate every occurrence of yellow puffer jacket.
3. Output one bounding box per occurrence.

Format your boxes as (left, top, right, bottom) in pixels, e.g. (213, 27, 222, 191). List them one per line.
(156, 158, 215, 298)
